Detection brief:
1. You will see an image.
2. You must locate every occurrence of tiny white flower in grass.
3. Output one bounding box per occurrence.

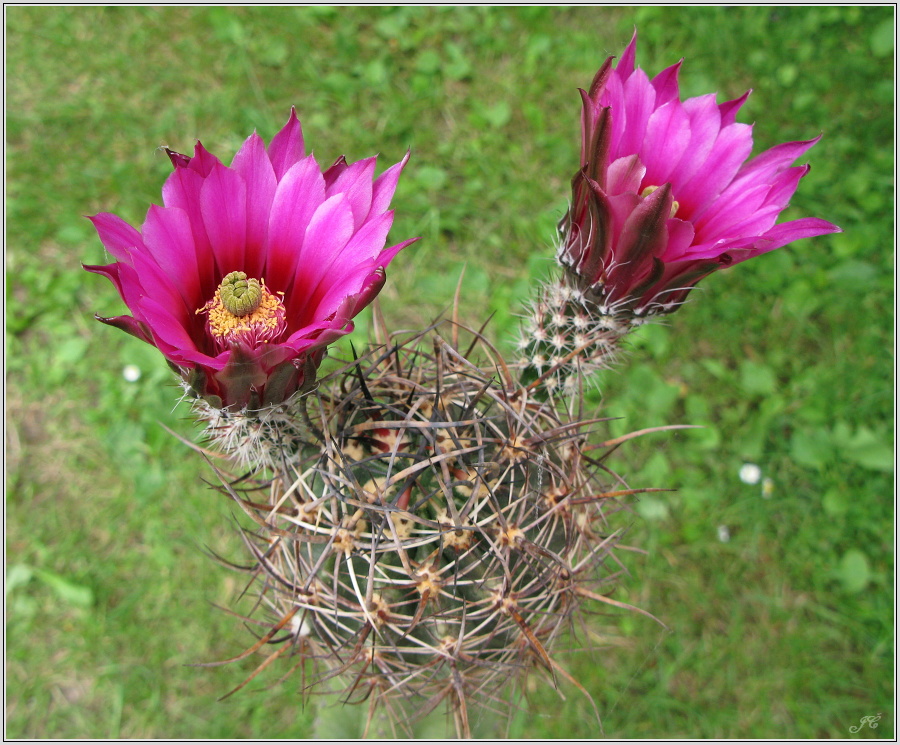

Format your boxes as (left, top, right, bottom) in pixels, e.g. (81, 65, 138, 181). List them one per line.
(717, 525, 731, 543)
(761, 477, 774, 499)
(122, 364, 141, 382)
(739, 463, 762, 485)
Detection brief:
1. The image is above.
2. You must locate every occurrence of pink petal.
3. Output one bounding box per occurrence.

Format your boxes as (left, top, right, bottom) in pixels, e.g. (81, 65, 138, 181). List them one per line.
(88, 213, 144, 264)
(606, 155, 646, 196)
(326, 156, 376, 230)
(693, 162, 811, 244)
(374, 236, 420, 269)
(93, 312, 154, 345)
(659, 218, 695, 262)
(322, 209, 394, 275)
(200, 162, 248, 277)
(587, 54, 615, 100)
(337, 267, 386, 319)
(267, 107, 305, 181)
(641, 99, 691, 187)
(618, 68, 656, 157)
(323, 155, 349, 188)
(761, 164, 809, 209)
(283, 315, 354, 351)
(314, 243, 420, 327)
(112, 262, 148, 319)
(311, 259, 379, 320)
(161, 166, 217, 297)
(710, 167, 811, 242)
(287, 193, 356, 319)
(612, 184, 672, 278)
(651, 59, 683, 106)
(670, 94, 721, 194)
(165, 148, 192, 170)
(370, 151, 410, 217)
(617, 30, 638, 81)
(716, 204, 785, 241)
(266, 154, 326, 292)
(83, 261, 129, 305)
(606, 191, 642, 243)
(730, 136, 822, 191)
(186, 141, 222, 177)
(719, 90, 752, 126)
(306, 235, 417, 325)
(141, 205, 202, 309)
(749, 217, 842, 254)
(128, 248, 192, 322)
(231, 132, 277, 279)
(600, 70, 627, 157)
(677, 122, 754, 219)
(693, 183, 771, 243)
(134, 295, 205, 360)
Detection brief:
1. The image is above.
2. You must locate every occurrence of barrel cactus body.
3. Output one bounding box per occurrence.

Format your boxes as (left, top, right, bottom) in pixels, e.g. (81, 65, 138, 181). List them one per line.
(207, 319, 644, 737)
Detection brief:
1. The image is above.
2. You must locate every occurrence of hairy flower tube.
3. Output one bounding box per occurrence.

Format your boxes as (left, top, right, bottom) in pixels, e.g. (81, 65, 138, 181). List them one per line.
(557, 31, 841, 318)
(85, 109, 417, 410)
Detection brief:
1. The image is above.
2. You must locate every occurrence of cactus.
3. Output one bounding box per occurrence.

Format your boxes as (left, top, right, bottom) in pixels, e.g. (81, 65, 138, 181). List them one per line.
(83, 27, 841, 740)
(196, 307, 669, 737)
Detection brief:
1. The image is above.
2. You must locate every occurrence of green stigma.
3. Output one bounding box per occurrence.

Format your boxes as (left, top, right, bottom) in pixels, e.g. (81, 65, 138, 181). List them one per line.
(218, 271, 263, 316)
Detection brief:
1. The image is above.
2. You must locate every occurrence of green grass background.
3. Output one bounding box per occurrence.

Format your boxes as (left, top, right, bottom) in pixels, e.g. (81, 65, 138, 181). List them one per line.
(6, 5, 894, 739)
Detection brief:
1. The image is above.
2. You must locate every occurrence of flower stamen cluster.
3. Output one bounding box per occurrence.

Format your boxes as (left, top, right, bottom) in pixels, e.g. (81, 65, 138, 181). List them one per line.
(200, 273, 287, 349)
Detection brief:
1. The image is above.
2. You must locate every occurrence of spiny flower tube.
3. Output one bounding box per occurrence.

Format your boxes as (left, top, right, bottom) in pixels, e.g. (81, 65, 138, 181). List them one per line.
(557, 31, 842, 320)
(85, 108, 417, 411)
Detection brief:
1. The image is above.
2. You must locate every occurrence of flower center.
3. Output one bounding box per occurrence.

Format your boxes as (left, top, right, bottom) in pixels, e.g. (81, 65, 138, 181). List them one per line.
(641, 185, 680, 219)
(219, 271, 262, 316)
(199, 272, 287, 348)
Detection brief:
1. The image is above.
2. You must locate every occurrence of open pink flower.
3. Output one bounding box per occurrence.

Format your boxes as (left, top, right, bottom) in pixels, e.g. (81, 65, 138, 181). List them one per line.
(557, 31, 841, 317)
(85, 109, 417, 409)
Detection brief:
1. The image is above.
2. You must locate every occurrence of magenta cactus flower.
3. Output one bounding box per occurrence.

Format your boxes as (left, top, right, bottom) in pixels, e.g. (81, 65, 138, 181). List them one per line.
(557, 31, 841, 317)
(85, 109, 417, 410)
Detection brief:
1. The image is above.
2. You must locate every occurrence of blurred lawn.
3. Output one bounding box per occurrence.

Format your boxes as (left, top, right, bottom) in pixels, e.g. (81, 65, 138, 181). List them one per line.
(6, 5, 894, 739)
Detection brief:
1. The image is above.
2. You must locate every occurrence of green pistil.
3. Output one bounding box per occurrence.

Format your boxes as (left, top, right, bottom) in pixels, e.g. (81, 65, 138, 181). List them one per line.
(218, 271, 263, 316)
